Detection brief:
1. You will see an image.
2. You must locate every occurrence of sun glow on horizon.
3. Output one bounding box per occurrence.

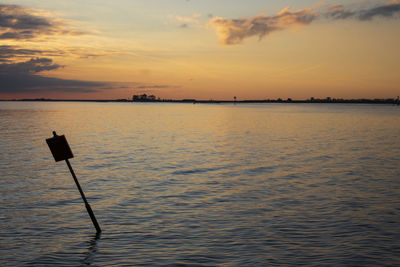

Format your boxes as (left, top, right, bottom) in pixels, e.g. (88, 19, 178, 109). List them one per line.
(0, 0, 399, 100)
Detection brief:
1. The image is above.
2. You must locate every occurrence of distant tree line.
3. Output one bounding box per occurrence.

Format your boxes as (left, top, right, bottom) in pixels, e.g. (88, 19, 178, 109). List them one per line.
(132, 94, 158, 102)
(2, 95, 399, 105)
(238, 97, 399, 104)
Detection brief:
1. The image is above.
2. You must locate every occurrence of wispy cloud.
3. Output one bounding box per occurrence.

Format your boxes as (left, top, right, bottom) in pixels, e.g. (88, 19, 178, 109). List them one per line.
(0, 45, 112, 64)
(137, 85, 172, 89)
(0, 45, 52, 62)
(175, 14, 201, 24)
(209, 1, 400, 45)
(0, 4, 84, 40)
(170, 13, 202, 28)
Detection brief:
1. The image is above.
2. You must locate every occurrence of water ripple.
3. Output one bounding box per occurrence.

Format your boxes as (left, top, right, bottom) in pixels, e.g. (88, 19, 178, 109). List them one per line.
(1, 102, 400, 266)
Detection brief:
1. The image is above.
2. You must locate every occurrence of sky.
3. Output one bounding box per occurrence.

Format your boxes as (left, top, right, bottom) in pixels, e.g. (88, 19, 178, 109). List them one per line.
(0, 0, 399, 100)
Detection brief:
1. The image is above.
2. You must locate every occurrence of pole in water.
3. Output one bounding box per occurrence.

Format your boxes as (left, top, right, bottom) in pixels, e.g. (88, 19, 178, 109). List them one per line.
(46, 131, 102, 233)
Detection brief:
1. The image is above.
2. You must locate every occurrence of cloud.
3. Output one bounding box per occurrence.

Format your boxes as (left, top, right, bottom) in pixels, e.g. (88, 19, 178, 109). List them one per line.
(209, 1, 400, 45)
(208, 7, 317, 45)
(0, 57, 62, 74)
(0, 4, 83, 40)
(0, 44, 110, 65)
(0, 45, 51, 62)
(175, 14, 201, 24)
(0, 4, 113, 95)
(137, 85, 175, 89)
(358, 1, 400, 20)
(325, 1, 400, 20)
(324, 5, 357, 20)
(170, 13, 202, 28)
(0, 58, 108, 93)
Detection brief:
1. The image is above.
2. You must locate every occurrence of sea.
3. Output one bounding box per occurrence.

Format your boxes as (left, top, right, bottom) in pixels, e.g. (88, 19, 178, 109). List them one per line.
(1, 101, 399, 266)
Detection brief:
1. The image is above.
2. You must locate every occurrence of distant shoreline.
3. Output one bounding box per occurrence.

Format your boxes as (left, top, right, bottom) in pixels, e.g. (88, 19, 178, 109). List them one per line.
(0, 98, 399, 105)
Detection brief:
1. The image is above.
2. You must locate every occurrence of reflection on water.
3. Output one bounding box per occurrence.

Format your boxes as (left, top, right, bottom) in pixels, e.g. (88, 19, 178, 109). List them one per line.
(81, 232, 100, 266)
(1, 102, 400, 266)
(27, 232, 101, 266)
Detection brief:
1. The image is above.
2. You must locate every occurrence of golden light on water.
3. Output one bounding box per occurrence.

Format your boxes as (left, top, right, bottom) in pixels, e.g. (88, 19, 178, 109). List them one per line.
(2, 102, 400, 265)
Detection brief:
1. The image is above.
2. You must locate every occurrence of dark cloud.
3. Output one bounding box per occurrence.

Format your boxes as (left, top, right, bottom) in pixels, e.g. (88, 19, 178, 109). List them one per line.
(325, 2, 400, 21)
(0, 58, 108, 93)
(0, 4, 51, 29)
(209, 1, 400, 45)
(0, 5, 114, 95)
(0, 74, 105, 93)
(0, 57, 62, 74)
(325, 5, 357, 20)
(358, 2, 400, 20)
(0, 4, 83, 40)
(0, 45, 108, 64)
(0, 45, 50, 62)
(0, 31, 34, 40)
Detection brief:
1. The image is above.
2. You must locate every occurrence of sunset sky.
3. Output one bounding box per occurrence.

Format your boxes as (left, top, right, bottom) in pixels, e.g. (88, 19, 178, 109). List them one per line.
(0, 0, 399, 100)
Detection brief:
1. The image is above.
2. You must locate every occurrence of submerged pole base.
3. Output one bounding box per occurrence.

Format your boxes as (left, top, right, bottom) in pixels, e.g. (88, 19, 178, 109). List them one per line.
(85, 202, 102, 233)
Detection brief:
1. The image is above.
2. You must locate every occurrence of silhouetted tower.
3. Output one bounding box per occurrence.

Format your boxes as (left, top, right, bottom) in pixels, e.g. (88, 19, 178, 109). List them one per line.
(234, 96, 237, 104)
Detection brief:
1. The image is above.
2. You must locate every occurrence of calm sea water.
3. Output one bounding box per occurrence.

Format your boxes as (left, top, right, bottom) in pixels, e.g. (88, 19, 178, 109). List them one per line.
(1, 101, 400, 266)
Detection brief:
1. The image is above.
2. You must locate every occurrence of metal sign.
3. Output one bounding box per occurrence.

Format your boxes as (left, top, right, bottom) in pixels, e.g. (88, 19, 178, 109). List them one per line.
(46, 131, 74, 162)
(46, 131, 101, 233)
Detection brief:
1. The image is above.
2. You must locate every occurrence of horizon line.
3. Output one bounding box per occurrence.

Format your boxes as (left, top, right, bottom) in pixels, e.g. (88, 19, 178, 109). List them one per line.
(1, 97, 399, 105)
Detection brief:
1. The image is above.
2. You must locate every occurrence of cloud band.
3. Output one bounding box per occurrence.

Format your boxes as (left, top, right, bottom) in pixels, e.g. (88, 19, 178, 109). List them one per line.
(209, 1, 400, 45)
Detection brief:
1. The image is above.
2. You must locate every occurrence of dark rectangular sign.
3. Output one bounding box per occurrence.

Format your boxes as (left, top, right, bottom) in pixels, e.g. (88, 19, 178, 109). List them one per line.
(46, 134, 74, 162)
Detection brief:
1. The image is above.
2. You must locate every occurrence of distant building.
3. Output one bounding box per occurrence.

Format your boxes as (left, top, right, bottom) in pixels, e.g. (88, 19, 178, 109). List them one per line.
(132, 93, 159, 102)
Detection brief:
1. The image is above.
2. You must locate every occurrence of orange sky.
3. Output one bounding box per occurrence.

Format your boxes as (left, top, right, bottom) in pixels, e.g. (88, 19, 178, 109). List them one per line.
(0, 0, 399, 100)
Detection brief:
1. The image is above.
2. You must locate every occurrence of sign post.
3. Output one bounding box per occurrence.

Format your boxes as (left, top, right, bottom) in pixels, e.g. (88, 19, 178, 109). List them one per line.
(46, 131, 102, 233)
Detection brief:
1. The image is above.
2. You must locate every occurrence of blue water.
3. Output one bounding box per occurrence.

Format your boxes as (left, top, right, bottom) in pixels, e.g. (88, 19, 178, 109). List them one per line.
(1, 102, 400, 266)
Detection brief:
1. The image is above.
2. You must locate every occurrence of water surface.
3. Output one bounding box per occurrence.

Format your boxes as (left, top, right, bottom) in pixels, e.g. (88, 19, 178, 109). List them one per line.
(1, 102, 400, 266)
